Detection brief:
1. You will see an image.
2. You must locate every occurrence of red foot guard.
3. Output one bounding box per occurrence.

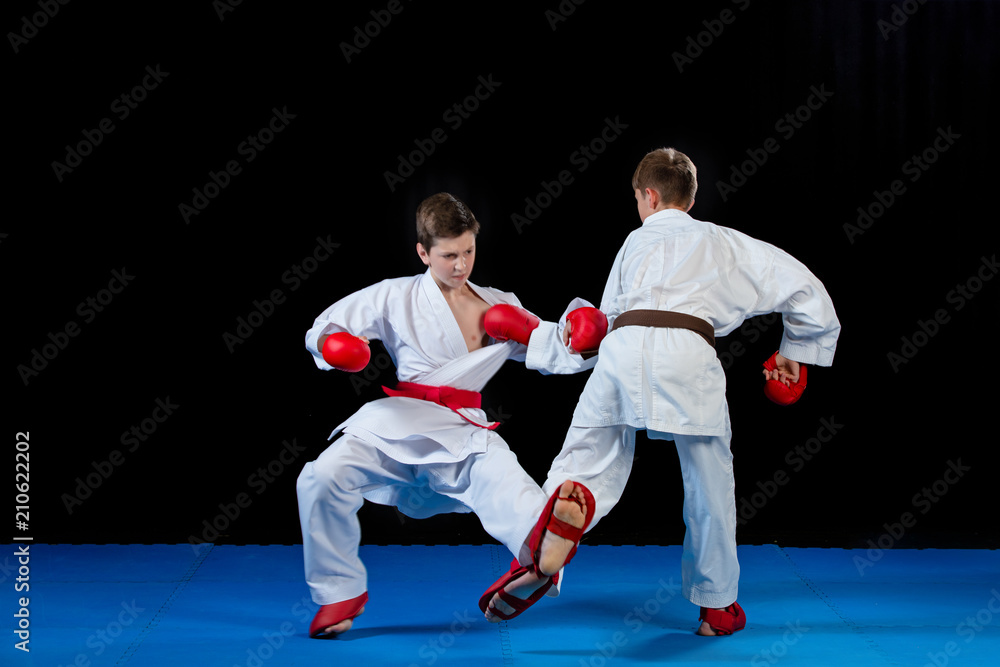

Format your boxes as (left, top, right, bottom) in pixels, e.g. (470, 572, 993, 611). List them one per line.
(309, 592, 368, 639)
(698, 601, 747, 636)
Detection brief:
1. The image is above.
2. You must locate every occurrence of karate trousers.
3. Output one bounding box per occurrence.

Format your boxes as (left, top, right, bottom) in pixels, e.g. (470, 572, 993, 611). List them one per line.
(297, 435, 547, 605)
(543, 416, 740, 609)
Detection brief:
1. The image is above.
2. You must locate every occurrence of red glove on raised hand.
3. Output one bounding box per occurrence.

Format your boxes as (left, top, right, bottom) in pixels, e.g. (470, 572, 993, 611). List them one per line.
(565, 307, 609, 354)
(484, 304, 540, 345)
(322, 332, 371, 372)
(762, 351, 807, 405)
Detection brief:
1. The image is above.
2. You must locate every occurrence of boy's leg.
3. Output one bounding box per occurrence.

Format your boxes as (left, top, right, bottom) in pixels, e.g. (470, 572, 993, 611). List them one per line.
(660, 419, 741, 633)
(297, 436, 417, 634)
(425, 438, 589, 620)
(543, 424, 637, 529)
(423, 437, 546, 565)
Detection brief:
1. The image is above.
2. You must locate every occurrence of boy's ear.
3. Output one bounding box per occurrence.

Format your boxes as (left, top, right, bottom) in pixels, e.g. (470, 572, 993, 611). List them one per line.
(416, 242, 430, 266)
(645, 187, 661, 209)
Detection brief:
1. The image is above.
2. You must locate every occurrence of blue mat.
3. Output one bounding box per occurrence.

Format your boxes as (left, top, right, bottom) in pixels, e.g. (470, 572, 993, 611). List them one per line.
(6, 543, 998, 666)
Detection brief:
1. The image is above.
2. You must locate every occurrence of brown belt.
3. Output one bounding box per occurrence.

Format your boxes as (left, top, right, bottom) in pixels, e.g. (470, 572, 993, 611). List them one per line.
(610, 310, 716, 347)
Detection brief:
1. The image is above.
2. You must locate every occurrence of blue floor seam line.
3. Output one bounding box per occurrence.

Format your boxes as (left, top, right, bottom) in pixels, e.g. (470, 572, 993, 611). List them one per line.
(112, 544, 215, 665)
(776, 545, 896, 666)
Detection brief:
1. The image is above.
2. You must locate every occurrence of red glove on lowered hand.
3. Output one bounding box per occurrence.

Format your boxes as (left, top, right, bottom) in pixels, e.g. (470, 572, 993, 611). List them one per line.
(484, 304, 540, 345)
(565, 307, 609, 354)
(322, 332, 371, 372)
(762, 351, 807, 405)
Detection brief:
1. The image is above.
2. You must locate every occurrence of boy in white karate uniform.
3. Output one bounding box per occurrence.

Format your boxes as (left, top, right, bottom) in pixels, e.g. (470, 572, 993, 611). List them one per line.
(297, 193, 604, 637)
(530, 147, 841, 635)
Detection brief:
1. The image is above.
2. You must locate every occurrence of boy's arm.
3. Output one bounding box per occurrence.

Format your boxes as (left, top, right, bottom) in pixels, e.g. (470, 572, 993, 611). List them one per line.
(523, 298, 602, 375)
(750, 248, 839, 405)
(306, 285, 387, 371)
(521, 241, 627, 374)
(759, 251, 841, 367)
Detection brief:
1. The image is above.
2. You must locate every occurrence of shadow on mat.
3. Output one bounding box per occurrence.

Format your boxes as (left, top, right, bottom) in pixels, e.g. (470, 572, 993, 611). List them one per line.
(321, 621, 496, 641)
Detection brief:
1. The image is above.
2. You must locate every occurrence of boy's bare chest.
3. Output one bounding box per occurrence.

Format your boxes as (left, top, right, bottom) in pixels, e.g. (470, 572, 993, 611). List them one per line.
(447, 296, 491, 353)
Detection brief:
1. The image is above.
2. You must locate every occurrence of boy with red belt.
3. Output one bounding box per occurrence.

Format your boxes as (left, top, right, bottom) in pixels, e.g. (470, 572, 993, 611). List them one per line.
(297, 193, 607, 637)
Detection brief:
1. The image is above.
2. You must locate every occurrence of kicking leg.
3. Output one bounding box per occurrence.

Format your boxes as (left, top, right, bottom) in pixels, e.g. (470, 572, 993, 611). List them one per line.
(543, 424, 636, 530)
(426, 438, 592, 621)
(481, 480, 591, 621)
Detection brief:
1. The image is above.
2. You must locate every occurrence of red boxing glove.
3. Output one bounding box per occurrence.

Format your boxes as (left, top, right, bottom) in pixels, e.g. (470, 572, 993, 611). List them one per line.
(484, 304, 540, 345)
(762, 351, 808, 405)
(322, 332, 371, 372)
(566, 307, 609, 354)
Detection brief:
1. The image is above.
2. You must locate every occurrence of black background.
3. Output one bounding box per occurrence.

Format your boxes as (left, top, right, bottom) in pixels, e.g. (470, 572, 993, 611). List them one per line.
(6, 1, 998, 550)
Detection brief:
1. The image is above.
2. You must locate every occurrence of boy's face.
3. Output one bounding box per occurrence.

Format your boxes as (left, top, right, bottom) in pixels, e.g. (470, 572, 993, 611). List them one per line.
(416, 230, 477, 291)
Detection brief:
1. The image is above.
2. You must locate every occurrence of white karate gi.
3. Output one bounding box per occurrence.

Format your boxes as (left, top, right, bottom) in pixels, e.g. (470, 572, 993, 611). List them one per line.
(296, 270, 593, 605)
(529, 209, 841, 608)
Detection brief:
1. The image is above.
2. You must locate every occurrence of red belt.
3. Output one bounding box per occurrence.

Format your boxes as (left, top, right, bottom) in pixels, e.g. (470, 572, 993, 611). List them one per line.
(382, 382, 499, 430)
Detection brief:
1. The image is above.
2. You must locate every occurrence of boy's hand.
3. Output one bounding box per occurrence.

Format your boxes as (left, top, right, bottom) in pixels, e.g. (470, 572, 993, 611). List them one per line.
(321, 332, 371, 372)
(762, 351, 807, 405)
(563, 307, 609, 355)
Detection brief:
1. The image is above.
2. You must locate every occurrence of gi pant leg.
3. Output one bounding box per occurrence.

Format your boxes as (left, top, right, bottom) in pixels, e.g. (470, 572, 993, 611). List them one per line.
(297, 434, 549, 605)
(542, 424, 637, 530)
(296, 436, 415, 605)
(545, 422, 739, 609)
(657, 415, 740, 609)
(423, 437, 548, 567)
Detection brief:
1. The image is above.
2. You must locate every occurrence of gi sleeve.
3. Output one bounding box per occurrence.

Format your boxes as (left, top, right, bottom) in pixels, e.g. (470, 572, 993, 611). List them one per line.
(524, 297, 600, 375)
(757, 249, 841, 367)
(305, 284, 389, 371)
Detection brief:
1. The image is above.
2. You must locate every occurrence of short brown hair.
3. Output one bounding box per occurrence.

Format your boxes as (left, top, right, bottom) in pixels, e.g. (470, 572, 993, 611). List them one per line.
(415, 193, 480, 249)
(631, 147, 698, 208)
